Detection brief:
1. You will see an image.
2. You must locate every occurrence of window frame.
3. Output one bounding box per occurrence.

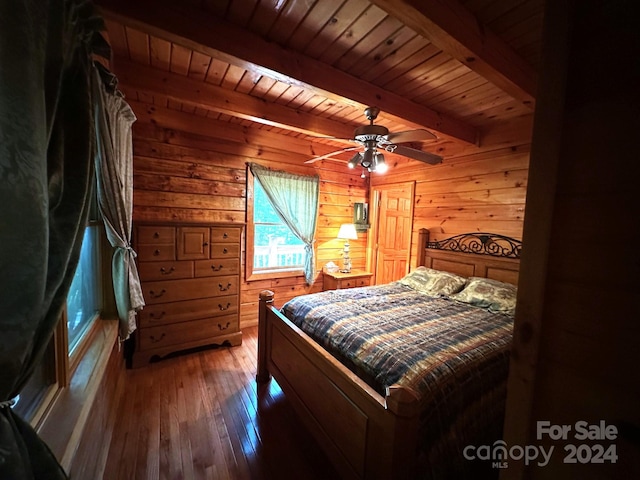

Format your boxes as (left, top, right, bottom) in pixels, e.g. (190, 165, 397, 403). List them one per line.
(12, 219, 112, 426)
(246, 167, 306, 282)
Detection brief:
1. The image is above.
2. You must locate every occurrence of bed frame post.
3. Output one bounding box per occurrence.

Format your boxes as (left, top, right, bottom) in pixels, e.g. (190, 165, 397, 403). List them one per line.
(257, 290, 274, 383)
(417, 228, 430, 267)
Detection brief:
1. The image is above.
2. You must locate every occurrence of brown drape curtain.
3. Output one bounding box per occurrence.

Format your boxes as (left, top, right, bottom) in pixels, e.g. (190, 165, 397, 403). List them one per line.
(0, 1, 103, 478)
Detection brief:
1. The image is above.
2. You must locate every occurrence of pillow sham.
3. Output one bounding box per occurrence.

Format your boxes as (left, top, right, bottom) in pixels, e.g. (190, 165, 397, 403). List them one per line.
(450, 277, 517, 315)
(398, 266, 467, 296)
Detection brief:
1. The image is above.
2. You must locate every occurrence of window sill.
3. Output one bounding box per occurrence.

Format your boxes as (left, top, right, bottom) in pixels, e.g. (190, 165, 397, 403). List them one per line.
(35, 318, 120, 471)
(247, 268, 305, 282)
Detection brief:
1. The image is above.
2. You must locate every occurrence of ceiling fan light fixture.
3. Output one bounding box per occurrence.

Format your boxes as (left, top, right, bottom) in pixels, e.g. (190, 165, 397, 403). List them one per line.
(361, 148, 374, 169)
(347, 152, 361, 169)
(305, 107, 442, 168)
(373, 152, 387, 173)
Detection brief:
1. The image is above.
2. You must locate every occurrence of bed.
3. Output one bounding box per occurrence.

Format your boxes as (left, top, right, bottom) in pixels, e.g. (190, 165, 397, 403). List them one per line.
(256, 228, 521, 479)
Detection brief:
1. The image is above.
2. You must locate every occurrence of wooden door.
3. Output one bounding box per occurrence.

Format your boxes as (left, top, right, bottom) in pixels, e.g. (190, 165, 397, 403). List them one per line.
(371, 182, 415, 285)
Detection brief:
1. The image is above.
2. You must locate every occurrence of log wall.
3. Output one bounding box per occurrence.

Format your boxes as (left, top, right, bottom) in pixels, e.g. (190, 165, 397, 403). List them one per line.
(372, 115, 533, 270)
(503, 1, 640, 478)
(129, 101, 369, 327)
(128, 85, 532, 329)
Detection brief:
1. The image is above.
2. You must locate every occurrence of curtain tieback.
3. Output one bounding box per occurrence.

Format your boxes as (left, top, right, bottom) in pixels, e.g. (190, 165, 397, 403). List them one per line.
(121, 244, 137, 258)
(0, 398, 16, 409)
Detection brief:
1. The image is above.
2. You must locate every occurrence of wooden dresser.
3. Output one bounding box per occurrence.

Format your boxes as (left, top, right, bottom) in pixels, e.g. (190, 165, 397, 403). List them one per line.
(133, 222, 243, 367)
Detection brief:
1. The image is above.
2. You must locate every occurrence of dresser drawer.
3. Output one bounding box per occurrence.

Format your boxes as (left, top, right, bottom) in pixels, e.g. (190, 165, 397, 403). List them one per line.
(137, 294, 238, 327)
(137, 226, 175, 244)
(194, 258, 239, 277)
(210, 243, 240, 258)
(211, 275, 239, 296)
(142, 276, 238, 304)
(137, 260, 194, 282)
(137, 244, 176, 262)
(211, 227, 241, 243)
(343, 277, 371, 288)
(138, 314, 239, 352)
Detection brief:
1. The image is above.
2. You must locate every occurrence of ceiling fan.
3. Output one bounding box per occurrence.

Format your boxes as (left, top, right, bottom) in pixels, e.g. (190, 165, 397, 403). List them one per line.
(305, 106, 443, 173)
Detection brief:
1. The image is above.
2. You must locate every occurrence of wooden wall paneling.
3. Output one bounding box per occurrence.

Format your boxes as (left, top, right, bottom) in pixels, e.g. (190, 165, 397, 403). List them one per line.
(503, 1, 640, 478)
(373, 135, 529, 271)
(129, 101, 367, 330)
(132, 130, 309, 168)
(134, 172, 245, 198)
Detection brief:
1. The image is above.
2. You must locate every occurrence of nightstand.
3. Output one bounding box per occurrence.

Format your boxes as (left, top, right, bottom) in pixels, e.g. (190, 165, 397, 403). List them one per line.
(323, 270, 373, 291)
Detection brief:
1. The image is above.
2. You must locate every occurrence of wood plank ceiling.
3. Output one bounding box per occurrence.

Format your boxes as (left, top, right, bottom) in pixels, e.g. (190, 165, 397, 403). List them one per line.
(96, 0, 544, 163)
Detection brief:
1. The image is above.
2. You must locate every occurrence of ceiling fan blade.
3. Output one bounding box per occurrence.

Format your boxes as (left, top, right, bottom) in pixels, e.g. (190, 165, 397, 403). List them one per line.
(385, 129, 436, 143)
(304, 146, 360, 164)
(391, 145, 443, 165)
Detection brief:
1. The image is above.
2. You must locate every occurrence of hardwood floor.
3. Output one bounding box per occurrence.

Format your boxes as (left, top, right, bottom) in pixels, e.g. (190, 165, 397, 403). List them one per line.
(104, 326, 339, 480)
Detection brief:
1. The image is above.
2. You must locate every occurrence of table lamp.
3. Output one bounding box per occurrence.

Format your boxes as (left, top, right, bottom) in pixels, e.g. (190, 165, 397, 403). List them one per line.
(337, 223, 358, 273)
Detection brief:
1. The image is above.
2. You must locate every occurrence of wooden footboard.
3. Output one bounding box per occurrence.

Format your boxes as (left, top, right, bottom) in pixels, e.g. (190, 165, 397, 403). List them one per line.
(257, 290, 421, 480)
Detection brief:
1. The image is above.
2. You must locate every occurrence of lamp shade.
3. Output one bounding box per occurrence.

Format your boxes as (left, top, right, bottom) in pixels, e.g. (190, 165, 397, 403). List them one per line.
(337, 223, 358, 240)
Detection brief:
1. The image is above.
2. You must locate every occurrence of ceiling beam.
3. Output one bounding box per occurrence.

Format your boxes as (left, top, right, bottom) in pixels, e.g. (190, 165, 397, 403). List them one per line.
(97, 0, 479, 145)
(113, 58, 358, 141)
(370, 0, 537, 109)
(128, 101, 331, 165)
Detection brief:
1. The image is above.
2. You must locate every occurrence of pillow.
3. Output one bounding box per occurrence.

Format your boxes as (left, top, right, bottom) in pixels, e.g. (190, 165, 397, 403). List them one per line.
(398, 266, 466, 296)
(450, 277, 517, 315)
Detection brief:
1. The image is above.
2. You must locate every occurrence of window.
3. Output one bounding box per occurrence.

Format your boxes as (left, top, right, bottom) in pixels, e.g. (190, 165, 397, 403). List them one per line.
(12, 182, 107, 423)
(66, 224, 102, 354)
(246, 165, 319, 283)
(252, 179, 306, 272)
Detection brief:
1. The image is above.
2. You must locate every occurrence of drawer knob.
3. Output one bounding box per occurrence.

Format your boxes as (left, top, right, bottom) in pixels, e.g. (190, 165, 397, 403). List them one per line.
(153, 231, 160, 238)
(222, 248, 228, 254)
(211, 264, 223, 272)
(203, 241, 209, 246)
(160, 267, 175, 275)
(218, 282, 232, 292)
(223, 232, 228, 239)
(149, 288, 166, 298)
(149, 311, 166, 319)
(217, 322, 231, 331)
(153, 249, 161, 256)
(149, 333, 166, 343)
(218, 302, 231, 311)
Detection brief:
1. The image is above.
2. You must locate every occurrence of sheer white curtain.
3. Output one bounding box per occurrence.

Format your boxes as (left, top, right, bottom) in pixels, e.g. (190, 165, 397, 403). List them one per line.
(250, 163, 320, 284)
(93, 64, 145, 339)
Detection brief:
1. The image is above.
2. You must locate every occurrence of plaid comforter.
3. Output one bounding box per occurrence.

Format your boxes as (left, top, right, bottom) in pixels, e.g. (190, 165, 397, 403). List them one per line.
(281, 282, 514, 479)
